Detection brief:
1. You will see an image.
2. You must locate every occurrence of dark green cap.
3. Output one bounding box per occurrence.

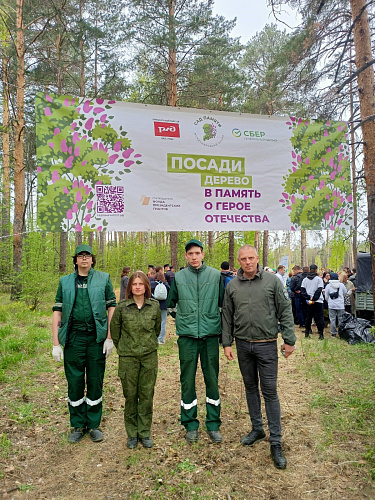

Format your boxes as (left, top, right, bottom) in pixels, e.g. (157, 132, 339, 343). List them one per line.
(185, 239, 203, 252)
(74, 244, 93, 255)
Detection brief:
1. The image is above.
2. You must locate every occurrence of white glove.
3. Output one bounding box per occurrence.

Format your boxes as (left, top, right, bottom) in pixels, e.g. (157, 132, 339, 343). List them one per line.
(52, 345, 64, 362)
(103, 338, 114, 358)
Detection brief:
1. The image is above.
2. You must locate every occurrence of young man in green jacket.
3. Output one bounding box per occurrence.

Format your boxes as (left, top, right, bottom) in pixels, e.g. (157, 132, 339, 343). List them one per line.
(222, 245, 296, 469)
(52, 244, 116, 443)
(167, 239, 224, 444)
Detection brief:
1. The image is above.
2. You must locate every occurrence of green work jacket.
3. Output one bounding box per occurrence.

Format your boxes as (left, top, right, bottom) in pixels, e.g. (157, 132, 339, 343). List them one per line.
(53, 268, 116, 346)
(221, 266, 296, 347)
(110, 298, 161, 357)
(166, 262, 224, 338)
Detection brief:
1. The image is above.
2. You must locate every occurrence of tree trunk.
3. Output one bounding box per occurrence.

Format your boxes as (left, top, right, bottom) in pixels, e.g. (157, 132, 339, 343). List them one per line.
(254, 231, 260, 254)
(301, 230, 307, 268)
(349, 44, 358, 268)
(168, 0, 178, 269)
(1, 48, 11, 278)
(100, 231, 105, 270)
(262, 231, 269, 267)
(170, 231, 178, 269)
(11, 0, 25, 299)
(208, 231, 213, 259)
(350, 0, 375, 303)
(228, 231, 235, 269)
(79, 0, 85, 96)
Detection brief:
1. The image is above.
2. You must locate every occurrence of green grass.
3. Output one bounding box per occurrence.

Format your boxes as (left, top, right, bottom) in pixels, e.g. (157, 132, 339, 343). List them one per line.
(0, 299, 51, 380)
(301, 337, 375, 476)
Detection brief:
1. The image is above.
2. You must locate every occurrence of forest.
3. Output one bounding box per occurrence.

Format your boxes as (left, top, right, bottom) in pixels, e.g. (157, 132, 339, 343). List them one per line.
(0, 0, 374, 302)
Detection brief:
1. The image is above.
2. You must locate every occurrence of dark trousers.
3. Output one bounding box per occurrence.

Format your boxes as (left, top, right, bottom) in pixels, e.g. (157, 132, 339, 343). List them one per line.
(294, 296, 305, 326)
(119, 350, 158, 439)
(235, 338, 282, 445)
(177, 336, 221, 432)
(64, 333, 105, 429)
(305, 302, 325, 334)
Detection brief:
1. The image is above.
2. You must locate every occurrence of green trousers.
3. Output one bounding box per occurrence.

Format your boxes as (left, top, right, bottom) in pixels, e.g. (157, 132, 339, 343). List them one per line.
(119, 350, 158, 439)
(64, 332, 105, 429)
(177, 336, 221, 432)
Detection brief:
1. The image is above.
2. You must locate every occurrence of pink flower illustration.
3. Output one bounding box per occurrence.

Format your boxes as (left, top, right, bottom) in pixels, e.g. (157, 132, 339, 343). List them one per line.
(76, 191, 82, 202)
(67, 209, 73, 220)
(72, 203, 78, 213)
(45, 107, 52, 116)
(75, 223, 82, 232)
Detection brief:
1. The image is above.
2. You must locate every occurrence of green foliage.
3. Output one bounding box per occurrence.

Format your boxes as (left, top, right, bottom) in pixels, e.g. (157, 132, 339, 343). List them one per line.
(327, 229, 350, 271)
(0, 433, 12, 459)
(302, 338, 375, 477)
(0, 300, 51, 381)
(36, 93, 142, 232)
(280, 118, 353, 230)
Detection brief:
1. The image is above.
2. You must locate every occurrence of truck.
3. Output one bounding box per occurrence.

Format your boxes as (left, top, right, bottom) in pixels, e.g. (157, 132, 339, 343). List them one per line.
(355, 252, 374, 321)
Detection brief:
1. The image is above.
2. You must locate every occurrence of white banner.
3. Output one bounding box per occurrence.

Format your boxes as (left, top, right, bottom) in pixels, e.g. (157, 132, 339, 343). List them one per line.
(36, 94, 353, 232)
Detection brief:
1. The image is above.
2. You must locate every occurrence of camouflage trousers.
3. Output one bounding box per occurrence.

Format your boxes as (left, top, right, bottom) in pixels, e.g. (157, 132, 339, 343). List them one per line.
(119, 350, 158, 438)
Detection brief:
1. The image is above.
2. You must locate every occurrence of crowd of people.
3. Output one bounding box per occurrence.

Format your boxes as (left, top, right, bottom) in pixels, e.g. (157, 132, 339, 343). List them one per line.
(51, 241, 356, 470)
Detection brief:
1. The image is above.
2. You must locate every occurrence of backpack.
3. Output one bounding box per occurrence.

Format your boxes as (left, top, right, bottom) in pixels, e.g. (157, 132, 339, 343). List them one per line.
(224, 275, 235, 288)
(153, 281, 167, 300)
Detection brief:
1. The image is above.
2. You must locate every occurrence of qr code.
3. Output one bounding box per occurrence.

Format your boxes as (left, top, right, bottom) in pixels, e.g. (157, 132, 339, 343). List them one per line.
(96, 185, 124, 214)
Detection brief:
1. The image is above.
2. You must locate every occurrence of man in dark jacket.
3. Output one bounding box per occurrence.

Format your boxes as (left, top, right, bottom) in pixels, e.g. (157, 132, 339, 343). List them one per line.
(222, 245, 296, 469)
(167, 239, 224, 444)
(301, 264, 325, 339)
(220, 261, 234, 288)
(290, 265, 305, 328)
(52, 244, 116, 443)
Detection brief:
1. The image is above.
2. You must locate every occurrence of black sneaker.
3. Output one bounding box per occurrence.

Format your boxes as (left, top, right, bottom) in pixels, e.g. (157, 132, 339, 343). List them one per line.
(185, 429, 198, 444)
(140, 437, 153, 448)
(68, 428, 86, 443)
(207, 430, 222, 443)
(240, 429, 266, 446)
(270, 444, 287, 469)
(318, 333, 324, 340)
(88, 428, 103, 442)
(127, 437, 138, 449)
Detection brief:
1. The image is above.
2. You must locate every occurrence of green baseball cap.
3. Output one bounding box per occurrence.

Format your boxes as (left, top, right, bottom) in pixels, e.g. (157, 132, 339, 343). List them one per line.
(74, 244, 93, 255)
(185, 239, 203, 252)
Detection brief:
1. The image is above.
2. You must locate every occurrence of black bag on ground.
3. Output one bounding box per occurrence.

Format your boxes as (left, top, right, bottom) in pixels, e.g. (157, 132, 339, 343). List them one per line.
(338, 312, 375, 344)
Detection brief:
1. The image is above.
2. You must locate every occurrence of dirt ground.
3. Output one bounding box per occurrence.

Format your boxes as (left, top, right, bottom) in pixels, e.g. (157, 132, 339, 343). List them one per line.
(1, 317, 374, 500)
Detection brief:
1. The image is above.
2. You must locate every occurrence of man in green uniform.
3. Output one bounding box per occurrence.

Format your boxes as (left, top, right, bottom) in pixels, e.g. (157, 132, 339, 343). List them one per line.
(167, 239, 224, 444)
(52, 244, 116, 443)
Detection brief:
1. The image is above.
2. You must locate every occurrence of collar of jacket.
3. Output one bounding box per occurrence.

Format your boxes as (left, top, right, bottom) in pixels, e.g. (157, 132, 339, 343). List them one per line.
(187, 262, 207, 273)
(237, 265, 264, 281)
(125, 297, 154, 308)
(75, 267, 94, 280)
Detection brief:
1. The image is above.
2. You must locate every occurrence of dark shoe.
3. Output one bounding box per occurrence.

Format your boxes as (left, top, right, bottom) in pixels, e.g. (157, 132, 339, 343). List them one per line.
(207, 430, 222, 443)
(304, 331, 310, 338)
(88, 428, 103, 442)
(185, 429, 198, 444)
(271, 444, 287, 469)
(68, 428, 85, 443)
(241, 429, 266, 446)
(318, 333, 324, 340)
(299, 324, 305, 328)
(126, 437, 138, 449)
(140, 437, 153, 448)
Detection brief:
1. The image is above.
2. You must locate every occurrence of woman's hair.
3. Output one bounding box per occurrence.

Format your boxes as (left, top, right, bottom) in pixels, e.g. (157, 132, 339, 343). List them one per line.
(126, 271, 151, 299)
(339, 271, 348, 283)
(121, 266, 131, 278)
(154, 271, 166, 282)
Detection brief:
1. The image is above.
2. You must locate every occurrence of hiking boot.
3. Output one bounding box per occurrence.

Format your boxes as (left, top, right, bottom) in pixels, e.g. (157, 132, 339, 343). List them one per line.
(140, 437, 153, 448)
(126, 437, 138, 449)
(88, 428, 103, 442)
(270, 444, 287, 469)
(240, 429, 266, 446)
(68, 428, 85, 443)
(207, 430, 222, 444)
(185, 429, 198, 444)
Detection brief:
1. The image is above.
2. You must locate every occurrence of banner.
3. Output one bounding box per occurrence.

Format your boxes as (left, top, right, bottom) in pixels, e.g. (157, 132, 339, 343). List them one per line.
(36, 93, 353, 232)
